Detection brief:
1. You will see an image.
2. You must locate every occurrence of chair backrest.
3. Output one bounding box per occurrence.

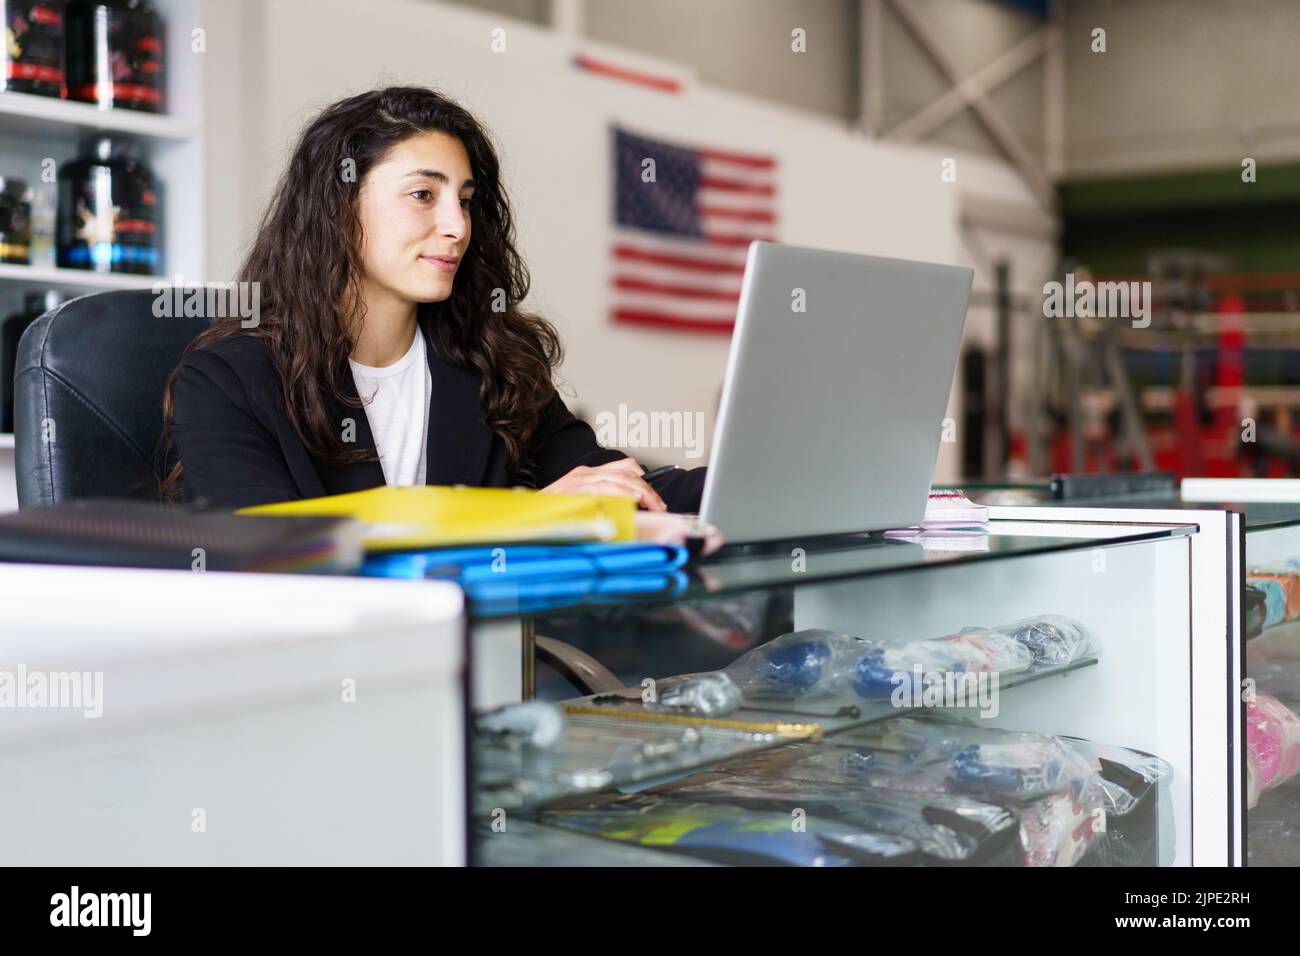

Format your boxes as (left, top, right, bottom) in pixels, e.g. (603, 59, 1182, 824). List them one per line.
(14, 289, 210, 508)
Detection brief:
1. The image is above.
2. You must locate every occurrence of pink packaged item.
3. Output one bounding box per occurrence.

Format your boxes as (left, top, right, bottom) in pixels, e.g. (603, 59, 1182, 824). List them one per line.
(1245, 692, 1300, 808)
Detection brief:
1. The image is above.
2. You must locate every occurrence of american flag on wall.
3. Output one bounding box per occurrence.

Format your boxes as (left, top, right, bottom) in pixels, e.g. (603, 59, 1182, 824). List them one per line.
(611, 127, 778, 333)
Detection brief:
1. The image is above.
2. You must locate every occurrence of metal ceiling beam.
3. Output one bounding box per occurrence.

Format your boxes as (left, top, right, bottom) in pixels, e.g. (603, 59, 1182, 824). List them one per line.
(859, 0, 886, 136)
(882, 0, 1058, 212)
(1044, 0, 1066, 179)
(883, 27, 1051, 143)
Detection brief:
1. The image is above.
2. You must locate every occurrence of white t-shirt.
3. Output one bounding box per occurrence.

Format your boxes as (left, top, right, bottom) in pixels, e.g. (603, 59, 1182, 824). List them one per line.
(348, 328, 432, 486)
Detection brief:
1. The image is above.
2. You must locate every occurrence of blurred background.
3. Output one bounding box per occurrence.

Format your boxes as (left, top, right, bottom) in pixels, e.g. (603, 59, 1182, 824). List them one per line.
(2, 0, 1298, 508)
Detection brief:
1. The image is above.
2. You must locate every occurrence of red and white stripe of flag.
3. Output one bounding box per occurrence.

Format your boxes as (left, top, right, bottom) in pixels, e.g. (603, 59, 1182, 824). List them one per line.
(613, 148, 777, 333)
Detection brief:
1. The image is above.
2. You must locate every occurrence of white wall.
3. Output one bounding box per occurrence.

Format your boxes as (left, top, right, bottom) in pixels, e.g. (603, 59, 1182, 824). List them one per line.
(1065, 0, 1300, 176)
(211, 0, 967, 479)
(584, 0, 861, 121)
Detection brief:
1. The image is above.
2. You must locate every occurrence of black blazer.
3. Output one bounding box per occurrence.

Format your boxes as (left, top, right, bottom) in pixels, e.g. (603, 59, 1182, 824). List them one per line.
(171, 318, 707, 512)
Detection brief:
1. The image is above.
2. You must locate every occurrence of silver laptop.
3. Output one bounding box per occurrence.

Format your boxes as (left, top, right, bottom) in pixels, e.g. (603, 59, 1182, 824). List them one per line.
(698, 242, 973, 544)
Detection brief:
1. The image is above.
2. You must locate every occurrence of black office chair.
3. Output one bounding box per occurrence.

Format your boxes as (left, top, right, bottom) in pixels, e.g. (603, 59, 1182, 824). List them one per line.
(13, 289, 621, 694)
(15, 289, 207, 508)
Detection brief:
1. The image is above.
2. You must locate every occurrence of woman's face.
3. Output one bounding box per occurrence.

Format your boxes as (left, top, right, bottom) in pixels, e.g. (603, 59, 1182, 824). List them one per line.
(356, 131, 475, 308)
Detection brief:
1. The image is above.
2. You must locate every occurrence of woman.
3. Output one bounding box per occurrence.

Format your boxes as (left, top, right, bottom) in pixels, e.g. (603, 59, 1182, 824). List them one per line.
(163, 86, 706, 515)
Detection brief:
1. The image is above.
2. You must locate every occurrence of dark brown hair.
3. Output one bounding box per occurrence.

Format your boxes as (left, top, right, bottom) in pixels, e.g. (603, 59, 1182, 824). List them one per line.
(160, 85, 563, 495)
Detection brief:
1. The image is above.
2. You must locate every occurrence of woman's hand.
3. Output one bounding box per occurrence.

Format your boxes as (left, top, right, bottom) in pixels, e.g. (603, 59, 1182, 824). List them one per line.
(539, 457, 668, 511)
(635, 511, 725, 555)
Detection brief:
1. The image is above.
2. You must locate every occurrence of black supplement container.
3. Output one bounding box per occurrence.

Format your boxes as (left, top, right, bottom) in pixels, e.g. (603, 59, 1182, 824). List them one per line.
(0, 176, 33, 264)
(65, 0, 164, 112)
(57, 134, 161, 274)
(0, 1, 67, 97)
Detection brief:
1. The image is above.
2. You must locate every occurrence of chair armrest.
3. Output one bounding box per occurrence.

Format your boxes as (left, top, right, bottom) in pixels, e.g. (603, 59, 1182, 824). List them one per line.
(534, 635, 624, 696)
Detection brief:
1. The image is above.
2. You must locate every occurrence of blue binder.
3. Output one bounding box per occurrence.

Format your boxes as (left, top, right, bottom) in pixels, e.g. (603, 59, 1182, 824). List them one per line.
(361, 542, 690, 613)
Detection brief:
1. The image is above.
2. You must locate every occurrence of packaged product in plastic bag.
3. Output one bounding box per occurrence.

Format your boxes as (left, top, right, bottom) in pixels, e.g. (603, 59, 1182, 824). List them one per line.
(948, 737, 1095, 803)
(723, 627, 1034, 701)
(839, 715, 970, 767)
(1063, 737, 1174, 867)
(540, 794, 871, 866)
(1246, 691, 1300, 808)
(994, 614, 1096, 669)
(1015, 787, 1099, 867)
(826, 716, 1107, 866)
(475, 700, 565, 749)
(850, 629, 1033, 699)
(722, 628, 856, 697)
(1063, 739, 1173, 816)
(684, 777, 1021, 865)
(708, 714, 1166, 867)
(652, 671, 744, 716)
(550, 774, 1022, 865)
(839, 724, 1097, 805)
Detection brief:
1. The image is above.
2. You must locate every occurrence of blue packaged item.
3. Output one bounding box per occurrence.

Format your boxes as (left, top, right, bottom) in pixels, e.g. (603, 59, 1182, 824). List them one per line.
(952, 745, 1027, 794)
(852, 648, 917, 698)
(849, 629, 1033, 700)
(362, 541, 689, 613)
(947, 741, 1082, 803)
(731, 633, 837, 695)
(723, 620, 1074, 704)
(761, 636, 833, 693)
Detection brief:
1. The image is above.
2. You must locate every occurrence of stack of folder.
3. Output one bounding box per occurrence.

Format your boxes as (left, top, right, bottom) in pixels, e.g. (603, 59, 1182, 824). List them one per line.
(0, 487, 687, 605)
(242, 486, 688, 610)
(0, 499, 363, 573)
(239, 485, 638, 550)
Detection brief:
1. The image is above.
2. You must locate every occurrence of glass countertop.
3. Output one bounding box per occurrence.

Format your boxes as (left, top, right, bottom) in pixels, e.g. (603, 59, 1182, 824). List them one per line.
(464, 522, 1194, 621)
(973, 489, 1300, 531)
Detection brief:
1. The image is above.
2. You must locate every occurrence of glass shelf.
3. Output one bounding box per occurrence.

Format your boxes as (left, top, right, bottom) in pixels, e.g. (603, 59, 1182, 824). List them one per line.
(474, 658, 1097, 814)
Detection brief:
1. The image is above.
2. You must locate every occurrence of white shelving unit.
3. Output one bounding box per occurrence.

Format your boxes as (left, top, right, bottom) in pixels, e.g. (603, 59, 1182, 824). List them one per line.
(0, 0, 205, 510)
(0, 89, 199, 140)
(0, 262, 161, 294)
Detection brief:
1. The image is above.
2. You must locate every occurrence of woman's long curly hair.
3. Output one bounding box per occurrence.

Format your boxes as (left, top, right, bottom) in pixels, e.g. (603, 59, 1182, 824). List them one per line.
(160, 85, 563, 496)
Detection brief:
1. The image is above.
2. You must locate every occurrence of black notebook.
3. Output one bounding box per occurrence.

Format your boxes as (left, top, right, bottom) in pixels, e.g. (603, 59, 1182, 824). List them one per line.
(0, 499, 364, 573)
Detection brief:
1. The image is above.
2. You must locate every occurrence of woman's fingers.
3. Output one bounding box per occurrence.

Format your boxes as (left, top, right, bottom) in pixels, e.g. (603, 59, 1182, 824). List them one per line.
(539, 460, 669, 510)
(586, 476, 667, 511)
(582, 460, 668, 509)
(558, 475, 666, 511)
(597, 457, 645, 479)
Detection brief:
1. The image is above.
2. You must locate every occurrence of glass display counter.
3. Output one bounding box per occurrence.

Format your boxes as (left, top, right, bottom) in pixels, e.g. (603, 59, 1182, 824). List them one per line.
(464, 514, 1235, 867)
(1237, 502, 1300, 866)
(971, 477, 1300, 866)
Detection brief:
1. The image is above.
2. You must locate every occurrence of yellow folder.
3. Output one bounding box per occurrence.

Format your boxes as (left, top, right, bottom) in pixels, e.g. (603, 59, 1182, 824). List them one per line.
(238, 485, 636, 551)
